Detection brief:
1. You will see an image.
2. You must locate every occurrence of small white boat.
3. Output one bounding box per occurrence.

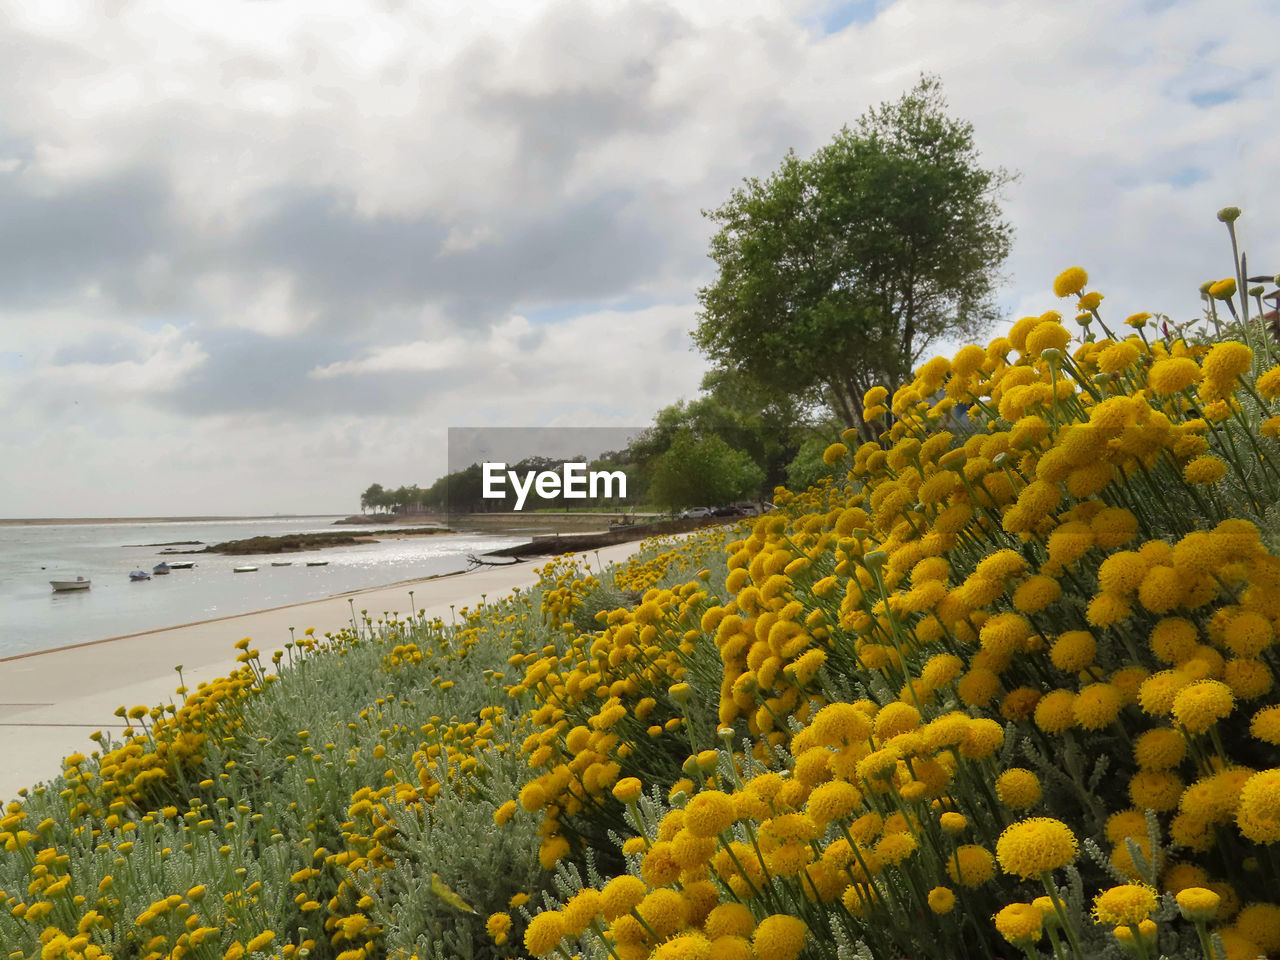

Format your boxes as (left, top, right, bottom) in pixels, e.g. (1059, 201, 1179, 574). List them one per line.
(129, 570, 151, 581)
(51, 577, 91, 592)
(167, 561, 195, 570)
(153, 562, 171, 575)
(233, 565, 258, 573)
(270, 561, 293, 567)
(305, 560, 328, 567)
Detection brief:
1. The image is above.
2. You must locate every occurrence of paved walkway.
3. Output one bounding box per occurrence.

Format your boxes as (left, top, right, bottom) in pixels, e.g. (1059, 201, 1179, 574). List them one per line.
(1, 542, 643, 802)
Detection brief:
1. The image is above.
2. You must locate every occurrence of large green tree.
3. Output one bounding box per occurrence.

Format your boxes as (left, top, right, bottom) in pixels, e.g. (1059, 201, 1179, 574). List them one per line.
(628, 365, 811, 496)
(694, 76, 1013, 437)
(647, 431, 765, 511)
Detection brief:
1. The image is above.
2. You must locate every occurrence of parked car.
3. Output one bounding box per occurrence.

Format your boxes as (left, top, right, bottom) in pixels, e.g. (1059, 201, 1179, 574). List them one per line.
(679, 506, 713, 519)
(711, 504, 744, 517)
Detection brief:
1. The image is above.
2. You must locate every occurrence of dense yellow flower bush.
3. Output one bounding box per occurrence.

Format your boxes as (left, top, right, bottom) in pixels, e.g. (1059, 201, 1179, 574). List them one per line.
(495, 258, 1280, 960)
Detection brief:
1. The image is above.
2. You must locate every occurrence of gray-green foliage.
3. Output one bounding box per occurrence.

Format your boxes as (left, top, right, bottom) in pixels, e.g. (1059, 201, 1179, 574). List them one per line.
(647, 430, 767, 511)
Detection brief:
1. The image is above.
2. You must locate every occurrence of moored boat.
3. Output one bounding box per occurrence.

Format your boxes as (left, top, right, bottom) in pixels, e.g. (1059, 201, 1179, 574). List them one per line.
(153, 562, 171, 575)
(51, 577, 91, 592)
(233, 565, 258, 573)
(129, 570, 151, 581)
(305, 560, 329, 567)
(270, 561, 292, 567)
(167, 561, 195, 570)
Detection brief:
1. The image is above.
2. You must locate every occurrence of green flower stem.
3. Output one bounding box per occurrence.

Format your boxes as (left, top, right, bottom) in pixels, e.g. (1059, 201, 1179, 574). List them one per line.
(1193, 919, 1217, 960)
(1040, 873, 1085, 960)
(1126, 923, 1154, 960)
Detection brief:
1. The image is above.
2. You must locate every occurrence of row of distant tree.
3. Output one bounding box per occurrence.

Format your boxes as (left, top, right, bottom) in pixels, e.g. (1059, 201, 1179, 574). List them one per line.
(363, 76, 1009, 513)
(359, 431, 767, 515)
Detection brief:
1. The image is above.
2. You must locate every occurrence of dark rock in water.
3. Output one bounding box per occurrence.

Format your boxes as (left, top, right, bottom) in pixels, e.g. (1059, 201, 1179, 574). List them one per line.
(204, 533, 369, 555)
(486, 516, 734, 558)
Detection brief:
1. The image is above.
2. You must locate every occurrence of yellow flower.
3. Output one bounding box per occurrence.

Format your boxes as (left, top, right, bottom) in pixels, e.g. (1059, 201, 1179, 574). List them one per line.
(1223, 611, 1272, 658)
(1234, 903, 1280, 953)
(1012, 575, 1061, 613)
(946, 844, 995, 887)
(1251, 705, 1280, 745)
(705, 902, 756, 939)
(928, 886, 956, 914)
(563, 889, 603, 935)
(1171, 680, 1234, 734)
(1034, 690, 1078, 734)
(1175, 887, 1221, 922)
(1183, 455, 1227, 485)
(1133, 728, 1186, 770)
(1256, 366, 1280, 399)
(486, 912, 512, 945)
(1074, 683, 1124, 730)
(493, 800, 518, 827)
(752, 915, 807, 960)
(1129, 769, 1183, 812)
(1236, 768, 1280, 844)
(523, 911, 566, 957)
(653, 933, 712, 960)
(1112, 919, 1159, 949)
(1049, 631, 1096, 672)
(996, 818, 1078, 879)
(1202, 341, 1252, 384)
(806, 780, 862, 827)
(611, 777, 642, 803)
(1026, 322, 1071, 356)
(683, 790, 736, 838)
(874, 831, 918, 865)
(638, 889, 690, 939)
(600, 875, 646, 920)
(246, 931, 275, 953)
(1208, 277, 1237, 300)
(823, 442, 848, 466)
(1098, 341, 1140, 374)
(1093, 884, 1157, 926)
(994, 902, 1043, 945)
(1053, 267, 1088, 298)
(1152, 358, 1198, 394)
(995, 768, 1042, 809)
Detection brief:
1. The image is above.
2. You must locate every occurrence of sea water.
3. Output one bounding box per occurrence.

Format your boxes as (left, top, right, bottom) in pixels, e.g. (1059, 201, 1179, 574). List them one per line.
(0, 517, 527, 659)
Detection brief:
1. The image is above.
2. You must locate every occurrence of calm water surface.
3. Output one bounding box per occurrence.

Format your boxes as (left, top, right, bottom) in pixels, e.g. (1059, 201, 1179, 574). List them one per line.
(0, 517, 527, 658)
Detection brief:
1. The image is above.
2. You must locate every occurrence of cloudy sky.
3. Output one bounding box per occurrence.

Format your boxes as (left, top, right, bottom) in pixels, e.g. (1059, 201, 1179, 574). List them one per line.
(0, 0, 1276, 517)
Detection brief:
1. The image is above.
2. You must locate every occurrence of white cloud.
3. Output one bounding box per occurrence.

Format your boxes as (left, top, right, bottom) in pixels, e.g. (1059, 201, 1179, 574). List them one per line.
(309, 339, 468, 378)
(29, 325, 208, 398)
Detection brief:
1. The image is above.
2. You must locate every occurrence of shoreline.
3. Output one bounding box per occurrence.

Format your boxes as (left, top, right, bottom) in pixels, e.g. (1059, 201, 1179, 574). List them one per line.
(0, 562, 487, 665)
(0, 514, 346, 526)
(0, 539, 648, 801)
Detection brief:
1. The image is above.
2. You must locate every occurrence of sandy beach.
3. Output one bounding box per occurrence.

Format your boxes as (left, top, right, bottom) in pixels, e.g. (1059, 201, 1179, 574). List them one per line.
(0, 540, 647, 802)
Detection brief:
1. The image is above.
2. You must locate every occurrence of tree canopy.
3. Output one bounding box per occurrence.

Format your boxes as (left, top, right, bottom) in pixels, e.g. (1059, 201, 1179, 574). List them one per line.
(694, 76, 1013, 437)
(646, 431, 765, 511)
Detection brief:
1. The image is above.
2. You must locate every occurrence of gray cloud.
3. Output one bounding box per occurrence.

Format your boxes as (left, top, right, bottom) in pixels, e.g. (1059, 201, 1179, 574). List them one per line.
(0, 165, 173, 308)
(157, 328, 479, 418)
(233, 186, 667, 326)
